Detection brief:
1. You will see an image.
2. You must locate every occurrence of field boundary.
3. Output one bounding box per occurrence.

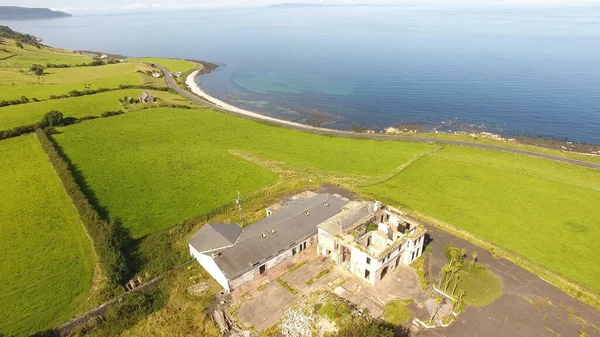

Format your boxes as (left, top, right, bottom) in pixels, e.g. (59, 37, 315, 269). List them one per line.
(359, 145, 444, 187)
(35, 129, 129, 294)
(401, 209, 600, 310)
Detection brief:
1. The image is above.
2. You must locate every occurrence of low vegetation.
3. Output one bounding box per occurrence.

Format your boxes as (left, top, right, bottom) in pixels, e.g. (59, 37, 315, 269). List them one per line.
(440, 245, 502, 308)
(0, 135, 95, 336)
(382, 299, 412, 325)
(116, 264, 221, 336)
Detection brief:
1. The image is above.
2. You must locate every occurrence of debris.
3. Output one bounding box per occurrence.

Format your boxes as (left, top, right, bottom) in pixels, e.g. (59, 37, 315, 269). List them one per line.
(187, 282, 208, 296)
(281, 308, 314, 337)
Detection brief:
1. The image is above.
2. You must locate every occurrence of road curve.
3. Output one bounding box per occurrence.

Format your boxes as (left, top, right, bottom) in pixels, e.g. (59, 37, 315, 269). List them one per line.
(156, 65, 600, 170)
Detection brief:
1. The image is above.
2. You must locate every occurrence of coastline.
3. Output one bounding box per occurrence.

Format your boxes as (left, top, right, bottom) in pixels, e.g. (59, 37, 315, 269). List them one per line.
(185, 69, 600, 157)
(185, 69, 340, 134)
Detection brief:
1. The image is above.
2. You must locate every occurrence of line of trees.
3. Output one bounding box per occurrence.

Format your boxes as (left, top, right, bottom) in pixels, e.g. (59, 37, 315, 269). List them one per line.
(36, 129, 130, 293)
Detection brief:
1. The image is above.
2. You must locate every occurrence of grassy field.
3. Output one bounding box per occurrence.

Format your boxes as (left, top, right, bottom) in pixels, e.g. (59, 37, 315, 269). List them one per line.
(364, 145, 600, 293)
(0, 61, 167, 101)
(0, 135, 95, 336)
(0, 39, 91, 68)
(53, 107, 429, 237)
(132, 58, 197, 73)
(0, 89, 192, 130)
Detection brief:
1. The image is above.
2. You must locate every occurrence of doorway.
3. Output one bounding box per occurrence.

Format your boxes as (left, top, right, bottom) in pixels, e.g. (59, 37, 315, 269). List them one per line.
(380, 266, 389, 281)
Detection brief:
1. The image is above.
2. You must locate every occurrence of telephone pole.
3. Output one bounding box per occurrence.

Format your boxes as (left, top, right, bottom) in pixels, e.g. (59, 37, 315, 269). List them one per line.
(236, 191, 244, 226)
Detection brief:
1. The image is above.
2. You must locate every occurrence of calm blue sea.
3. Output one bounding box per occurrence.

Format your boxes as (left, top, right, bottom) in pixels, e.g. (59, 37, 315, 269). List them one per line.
(3, 6, 600, 143)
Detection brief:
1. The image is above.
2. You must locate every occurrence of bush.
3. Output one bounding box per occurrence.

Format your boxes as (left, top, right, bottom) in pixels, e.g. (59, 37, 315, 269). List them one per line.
(335, 320, 394, 337)
(41, 110, 65, 127)
(35, 130, 130, 292)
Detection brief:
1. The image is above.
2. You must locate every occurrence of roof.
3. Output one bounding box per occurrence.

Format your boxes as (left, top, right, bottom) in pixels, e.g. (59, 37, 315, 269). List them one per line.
(205, 193, 348, 279)
(318, 201, 373, 236)
(188, 223, 243, 253)
(140, 92, 152, 100)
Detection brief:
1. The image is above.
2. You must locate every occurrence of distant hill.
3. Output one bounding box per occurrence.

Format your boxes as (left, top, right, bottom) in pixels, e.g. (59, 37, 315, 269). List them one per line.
(0, 6, 72, 20)
(268, 3, 340, 8)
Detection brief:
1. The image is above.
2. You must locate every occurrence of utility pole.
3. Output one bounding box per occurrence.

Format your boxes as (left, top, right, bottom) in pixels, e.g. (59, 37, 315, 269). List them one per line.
(236, 191, 244, 226)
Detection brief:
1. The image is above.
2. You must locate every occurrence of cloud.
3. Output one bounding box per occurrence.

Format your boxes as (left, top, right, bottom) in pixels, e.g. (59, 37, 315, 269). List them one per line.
(121, 3, 162, 9)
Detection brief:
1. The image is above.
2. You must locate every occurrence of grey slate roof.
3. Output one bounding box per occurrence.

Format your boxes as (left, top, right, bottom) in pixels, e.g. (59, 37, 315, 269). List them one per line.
(189, 223, 243, 253)
(318, 201, 373, 236)
(205, 193, 348, 279)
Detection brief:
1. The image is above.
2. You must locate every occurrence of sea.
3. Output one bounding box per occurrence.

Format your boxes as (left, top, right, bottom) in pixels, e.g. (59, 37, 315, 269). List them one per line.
(3, 5, 600, 143)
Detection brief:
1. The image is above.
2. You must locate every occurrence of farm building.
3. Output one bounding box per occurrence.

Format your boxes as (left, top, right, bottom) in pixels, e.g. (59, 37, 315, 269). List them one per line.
(317, 201, 426, 286)
(139, 92, 154, 103)
(189, 192, 427, 293)
(188, 192, 349, 292)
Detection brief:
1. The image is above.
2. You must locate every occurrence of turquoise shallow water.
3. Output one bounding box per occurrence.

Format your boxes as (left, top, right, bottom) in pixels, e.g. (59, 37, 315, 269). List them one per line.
(3, 5, 600, 143)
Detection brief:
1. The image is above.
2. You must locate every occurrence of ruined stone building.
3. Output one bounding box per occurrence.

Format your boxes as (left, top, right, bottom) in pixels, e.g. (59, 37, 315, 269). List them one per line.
(188, 192, 426, 292)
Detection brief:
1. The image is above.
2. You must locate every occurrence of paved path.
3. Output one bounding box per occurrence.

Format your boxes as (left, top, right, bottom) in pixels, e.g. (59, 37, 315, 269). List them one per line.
(157, 65, 600, 170)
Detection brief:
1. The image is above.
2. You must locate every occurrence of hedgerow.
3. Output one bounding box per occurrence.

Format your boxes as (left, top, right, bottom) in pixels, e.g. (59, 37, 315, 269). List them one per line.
(35, 129, 129, 293)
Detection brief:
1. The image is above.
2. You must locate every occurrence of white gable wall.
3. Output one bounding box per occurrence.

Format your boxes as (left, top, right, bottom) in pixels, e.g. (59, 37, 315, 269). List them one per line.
(189, 244, 230, 292)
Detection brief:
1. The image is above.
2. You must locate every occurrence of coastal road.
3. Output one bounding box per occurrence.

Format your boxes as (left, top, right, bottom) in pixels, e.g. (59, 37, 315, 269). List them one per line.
(157, 65, 600, 170)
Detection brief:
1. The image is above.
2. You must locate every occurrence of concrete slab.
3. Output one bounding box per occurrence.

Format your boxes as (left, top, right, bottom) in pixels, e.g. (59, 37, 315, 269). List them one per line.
(280, 256, 331, 293)
(374, 266, 429, 305)
(236, 281, 299, 331)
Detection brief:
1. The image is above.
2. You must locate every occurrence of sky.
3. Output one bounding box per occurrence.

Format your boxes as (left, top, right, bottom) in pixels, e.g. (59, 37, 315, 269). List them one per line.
(3, 0, 599, 12)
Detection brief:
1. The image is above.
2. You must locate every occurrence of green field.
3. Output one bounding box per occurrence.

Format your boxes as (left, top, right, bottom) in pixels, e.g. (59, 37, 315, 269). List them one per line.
(0, 39, 91, 68)
(0, 135, 95, 336)
(132, 58, 197, 73)
(0, 89, 192, 130)
(0, 61, 166, 101)
(53, 107, 429, 236)
(364, 145, 600, 293)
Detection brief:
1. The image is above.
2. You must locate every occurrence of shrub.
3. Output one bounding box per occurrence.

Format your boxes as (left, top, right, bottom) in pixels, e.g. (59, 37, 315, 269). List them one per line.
(41, 110, 65, 127)
(335, 320, 394, 337)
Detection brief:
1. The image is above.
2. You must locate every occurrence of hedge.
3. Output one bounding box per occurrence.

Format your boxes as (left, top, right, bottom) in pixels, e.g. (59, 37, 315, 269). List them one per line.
(36, 129, 130, 291)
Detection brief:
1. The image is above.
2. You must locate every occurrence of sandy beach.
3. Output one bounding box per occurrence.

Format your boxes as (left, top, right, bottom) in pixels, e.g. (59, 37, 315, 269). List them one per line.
(185, 70, 339, 133)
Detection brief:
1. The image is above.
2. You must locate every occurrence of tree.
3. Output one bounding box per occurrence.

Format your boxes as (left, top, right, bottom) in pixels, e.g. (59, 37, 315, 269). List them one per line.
(34, 67, 44, 77)
(41, 110, 65, 127)
(336, 320, 395, 337)
(16, 41, 23, 49)
(472, 252, 478, 264)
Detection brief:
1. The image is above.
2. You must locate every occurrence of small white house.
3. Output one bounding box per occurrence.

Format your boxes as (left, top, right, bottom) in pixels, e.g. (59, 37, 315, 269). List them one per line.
(100, 54, 108, 59)
(151, 71, 161, 78)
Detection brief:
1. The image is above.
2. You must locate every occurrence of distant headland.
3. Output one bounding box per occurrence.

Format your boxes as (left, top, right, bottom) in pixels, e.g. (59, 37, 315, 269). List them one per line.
(0, 6, 72, 20)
